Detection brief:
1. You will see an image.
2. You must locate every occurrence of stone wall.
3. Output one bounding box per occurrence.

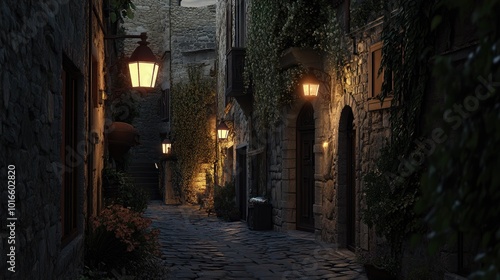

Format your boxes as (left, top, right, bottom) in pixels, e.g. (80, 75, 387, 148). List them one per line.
(0, 0, 106, 278)
(171, 4, 217, 83)
(214, 0, 391, 252)
(215, 0, 252, 221)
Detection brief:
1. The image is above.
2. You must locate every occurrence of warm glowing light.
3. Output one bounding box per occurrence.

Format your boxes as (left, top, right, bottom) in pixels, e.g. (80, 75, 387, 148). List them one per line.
(323, 141, 328, 149)
(162, 138, 172, 154)
(217, 122, 229, 139)
(128, 36, 160, 89)
(128, 62, 159, 88)
(302, 74, 320, 97)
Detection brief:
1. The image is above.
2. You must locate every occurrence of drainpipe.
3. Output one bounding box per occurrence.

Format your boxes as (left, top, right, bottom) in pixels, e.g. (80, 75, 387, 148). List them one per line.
(87, 0, 93, 227)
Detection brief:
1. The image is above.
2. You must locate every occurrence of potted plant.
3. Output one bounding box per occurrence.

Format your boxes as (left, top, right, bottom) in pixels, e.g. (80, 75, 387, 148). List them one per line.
(357, 250, 398, 280)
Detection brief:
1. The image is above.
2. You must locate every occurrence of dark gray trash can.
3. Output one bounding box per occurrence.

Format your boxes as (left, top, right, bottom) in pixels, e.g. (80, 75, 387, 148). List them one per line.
(247, 197, 273, 230)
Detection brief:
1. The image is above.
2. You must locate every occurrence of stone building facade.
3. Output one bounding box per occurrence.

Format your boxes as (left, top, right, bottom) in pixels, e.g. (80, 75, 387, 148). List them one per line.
(215, 0, 388, 248)
(215, 0, 482, 278)
(0, 0, 107, 278)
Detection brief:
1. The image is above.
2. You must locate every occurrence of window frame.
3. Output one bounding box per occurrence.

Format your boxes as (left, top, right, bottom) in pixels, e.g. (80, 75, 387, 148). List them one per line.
(367, 41, 393, 111)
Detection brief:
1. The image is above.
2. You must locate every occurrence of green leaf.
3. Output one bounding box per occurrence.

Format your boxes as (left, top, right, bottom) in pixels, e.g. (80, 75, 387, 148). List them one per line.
(127, 7, 134, 19)
(110, 11, 117, 23)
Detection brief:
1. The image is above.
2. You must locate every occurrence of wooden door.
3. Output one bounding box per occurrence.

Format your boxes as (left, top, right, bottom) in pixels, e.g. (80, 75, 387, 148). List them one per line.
(237, 148, 247, 221)
(346, 114, 355, 250)
(297, 103, 315, 232)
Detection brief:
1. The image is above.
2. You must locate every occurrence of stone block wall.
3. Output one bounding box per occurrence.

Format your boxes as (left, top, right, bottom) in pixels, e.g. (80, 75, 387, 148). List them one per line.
(171, 4, 217, 83)
(0, 0, 106, 278)
(214, 5, 392, 253)
(316, 21, 391, 249)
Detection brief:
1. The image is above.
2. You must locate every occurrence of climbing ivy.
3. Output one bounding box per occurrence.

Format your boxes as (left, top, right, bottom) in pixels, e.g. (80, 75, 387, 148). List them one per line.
(108, 0, 135, 23)
(361, 0, 438, 264)
(363, 0, 500, 278)
(171, 66, 216, 203)
(245, 0, 335, 132)
(417, 1, 500, 279)
(350, 0, 385, 30)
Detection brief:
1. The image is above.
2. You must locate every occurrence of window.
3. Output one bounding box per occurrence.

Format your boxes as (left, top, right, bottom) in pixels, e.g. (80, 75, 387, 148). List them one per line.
(226, 0, 233, 51)
(235, 0, 246, 47)
(226, 0, 246, 51)
(61, 58, 80, 246)
(368, 41, 393, 111)
(161, 89, 170, 121)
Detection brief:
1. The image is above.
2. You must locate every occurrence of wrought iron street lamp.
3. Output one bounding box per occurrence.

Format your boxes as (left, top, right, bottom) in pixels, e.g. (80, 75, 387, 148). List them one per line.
(162, 138, 172, 154)
(301, 73, 320, 97)
(106, 32, 160, 89)
(217, 121, 229, 139)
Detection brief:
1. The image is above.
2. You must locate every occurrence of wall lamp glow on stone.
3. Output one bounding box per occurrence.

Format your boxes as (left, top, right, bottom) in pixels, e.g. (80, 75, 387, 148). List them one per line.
(217, 121, 230, 139)
(106, 32, 160, 89)
(301, 73, 320, 97)
(162, 138, 172, 154)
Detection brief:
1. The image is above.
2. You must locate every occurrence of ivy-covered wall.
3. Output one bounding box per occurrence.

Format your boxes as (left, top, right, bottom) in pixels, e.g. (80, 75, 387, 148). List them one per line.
(217, 1, 499, 278)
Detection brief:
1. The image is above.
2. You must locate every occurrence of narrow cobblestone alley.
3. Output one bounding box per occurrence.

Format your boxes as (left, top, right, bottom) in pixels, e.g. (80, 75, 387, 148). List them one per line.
(145, 201, 368, 280)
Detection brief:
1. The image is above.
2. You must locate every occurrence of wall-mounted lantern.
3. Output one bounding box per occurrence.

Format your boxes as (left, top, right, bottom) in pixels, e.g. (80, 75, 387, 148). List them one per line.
(217, 121, 229, 139)
(106, 32, 160, 89)
(162, 138, 172, 154)
(301, 73, 320, 97)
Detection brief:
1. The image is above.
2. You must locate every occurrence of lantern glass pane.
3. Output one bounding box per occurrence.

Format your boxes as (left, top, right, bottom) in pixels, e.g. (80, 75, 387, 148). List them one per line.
(129, 62, 158, 88)
(162, 143, 171, 154)
(218, 129, 228, 139)
(138, 62, 155, 88)
(303, 83, 319, 96)
(128, 62, 140, 87)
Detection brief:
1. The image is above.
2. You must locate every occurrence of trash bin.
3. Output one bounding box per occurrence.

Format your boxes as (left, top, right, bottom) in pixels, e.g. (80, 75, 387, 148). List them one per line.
(247, 197, 273, 230)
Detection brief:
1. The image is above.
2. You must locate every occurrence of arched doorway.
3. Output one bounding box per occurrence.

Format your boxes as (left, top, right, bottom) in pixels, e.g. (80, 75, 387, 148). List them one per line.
(338, 106, 356, 250)
(296, 102, 315, 232)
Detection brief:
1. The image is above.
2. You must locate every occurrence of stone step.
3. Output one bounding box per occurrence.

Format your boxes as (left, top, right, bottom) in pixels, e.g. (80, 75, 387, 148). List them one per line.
(127, 162, 161, 201)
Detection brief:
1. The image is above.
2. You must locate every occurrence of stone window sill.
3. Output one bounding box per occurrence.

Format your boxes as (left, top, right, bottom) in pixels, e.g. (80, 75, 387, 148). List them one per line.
(367, 96, 393, 111)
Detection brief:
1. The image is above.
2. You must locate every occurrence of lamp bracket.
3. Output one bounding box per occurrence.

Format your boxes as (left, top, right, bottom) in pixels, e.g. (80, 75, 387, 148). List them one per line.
(105, 32, 148, 42)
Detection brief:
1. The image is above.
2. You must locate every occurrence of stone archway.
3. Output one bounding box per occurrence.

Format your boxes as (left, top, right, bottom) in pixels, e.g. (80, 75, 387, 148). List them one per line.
(337, 106, 356, 250)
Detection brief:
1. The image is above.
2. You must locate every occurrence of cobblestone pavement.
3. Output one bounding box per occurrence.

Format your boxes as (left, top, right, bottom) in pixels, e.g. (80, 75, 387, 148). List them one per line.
(145, 201, 368, 280)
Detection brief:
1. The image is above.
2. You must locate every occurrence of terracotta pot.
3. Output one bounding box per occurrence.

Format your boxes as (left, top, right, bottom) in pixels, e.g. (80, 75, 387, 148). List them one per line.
(106, 122, 139, 159)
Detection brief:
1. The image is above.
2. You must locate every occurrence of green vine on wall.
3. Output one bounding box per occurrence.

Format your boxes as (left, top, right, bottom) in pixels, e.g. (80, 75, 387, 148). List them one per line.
(245, 0, 335, 132)
(171, 66, 215, 203)
(108, 0, 135, 23)
(350, 0, 384, 30)
(417, 1, 500, 278)
(361, 0, 437, 263)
